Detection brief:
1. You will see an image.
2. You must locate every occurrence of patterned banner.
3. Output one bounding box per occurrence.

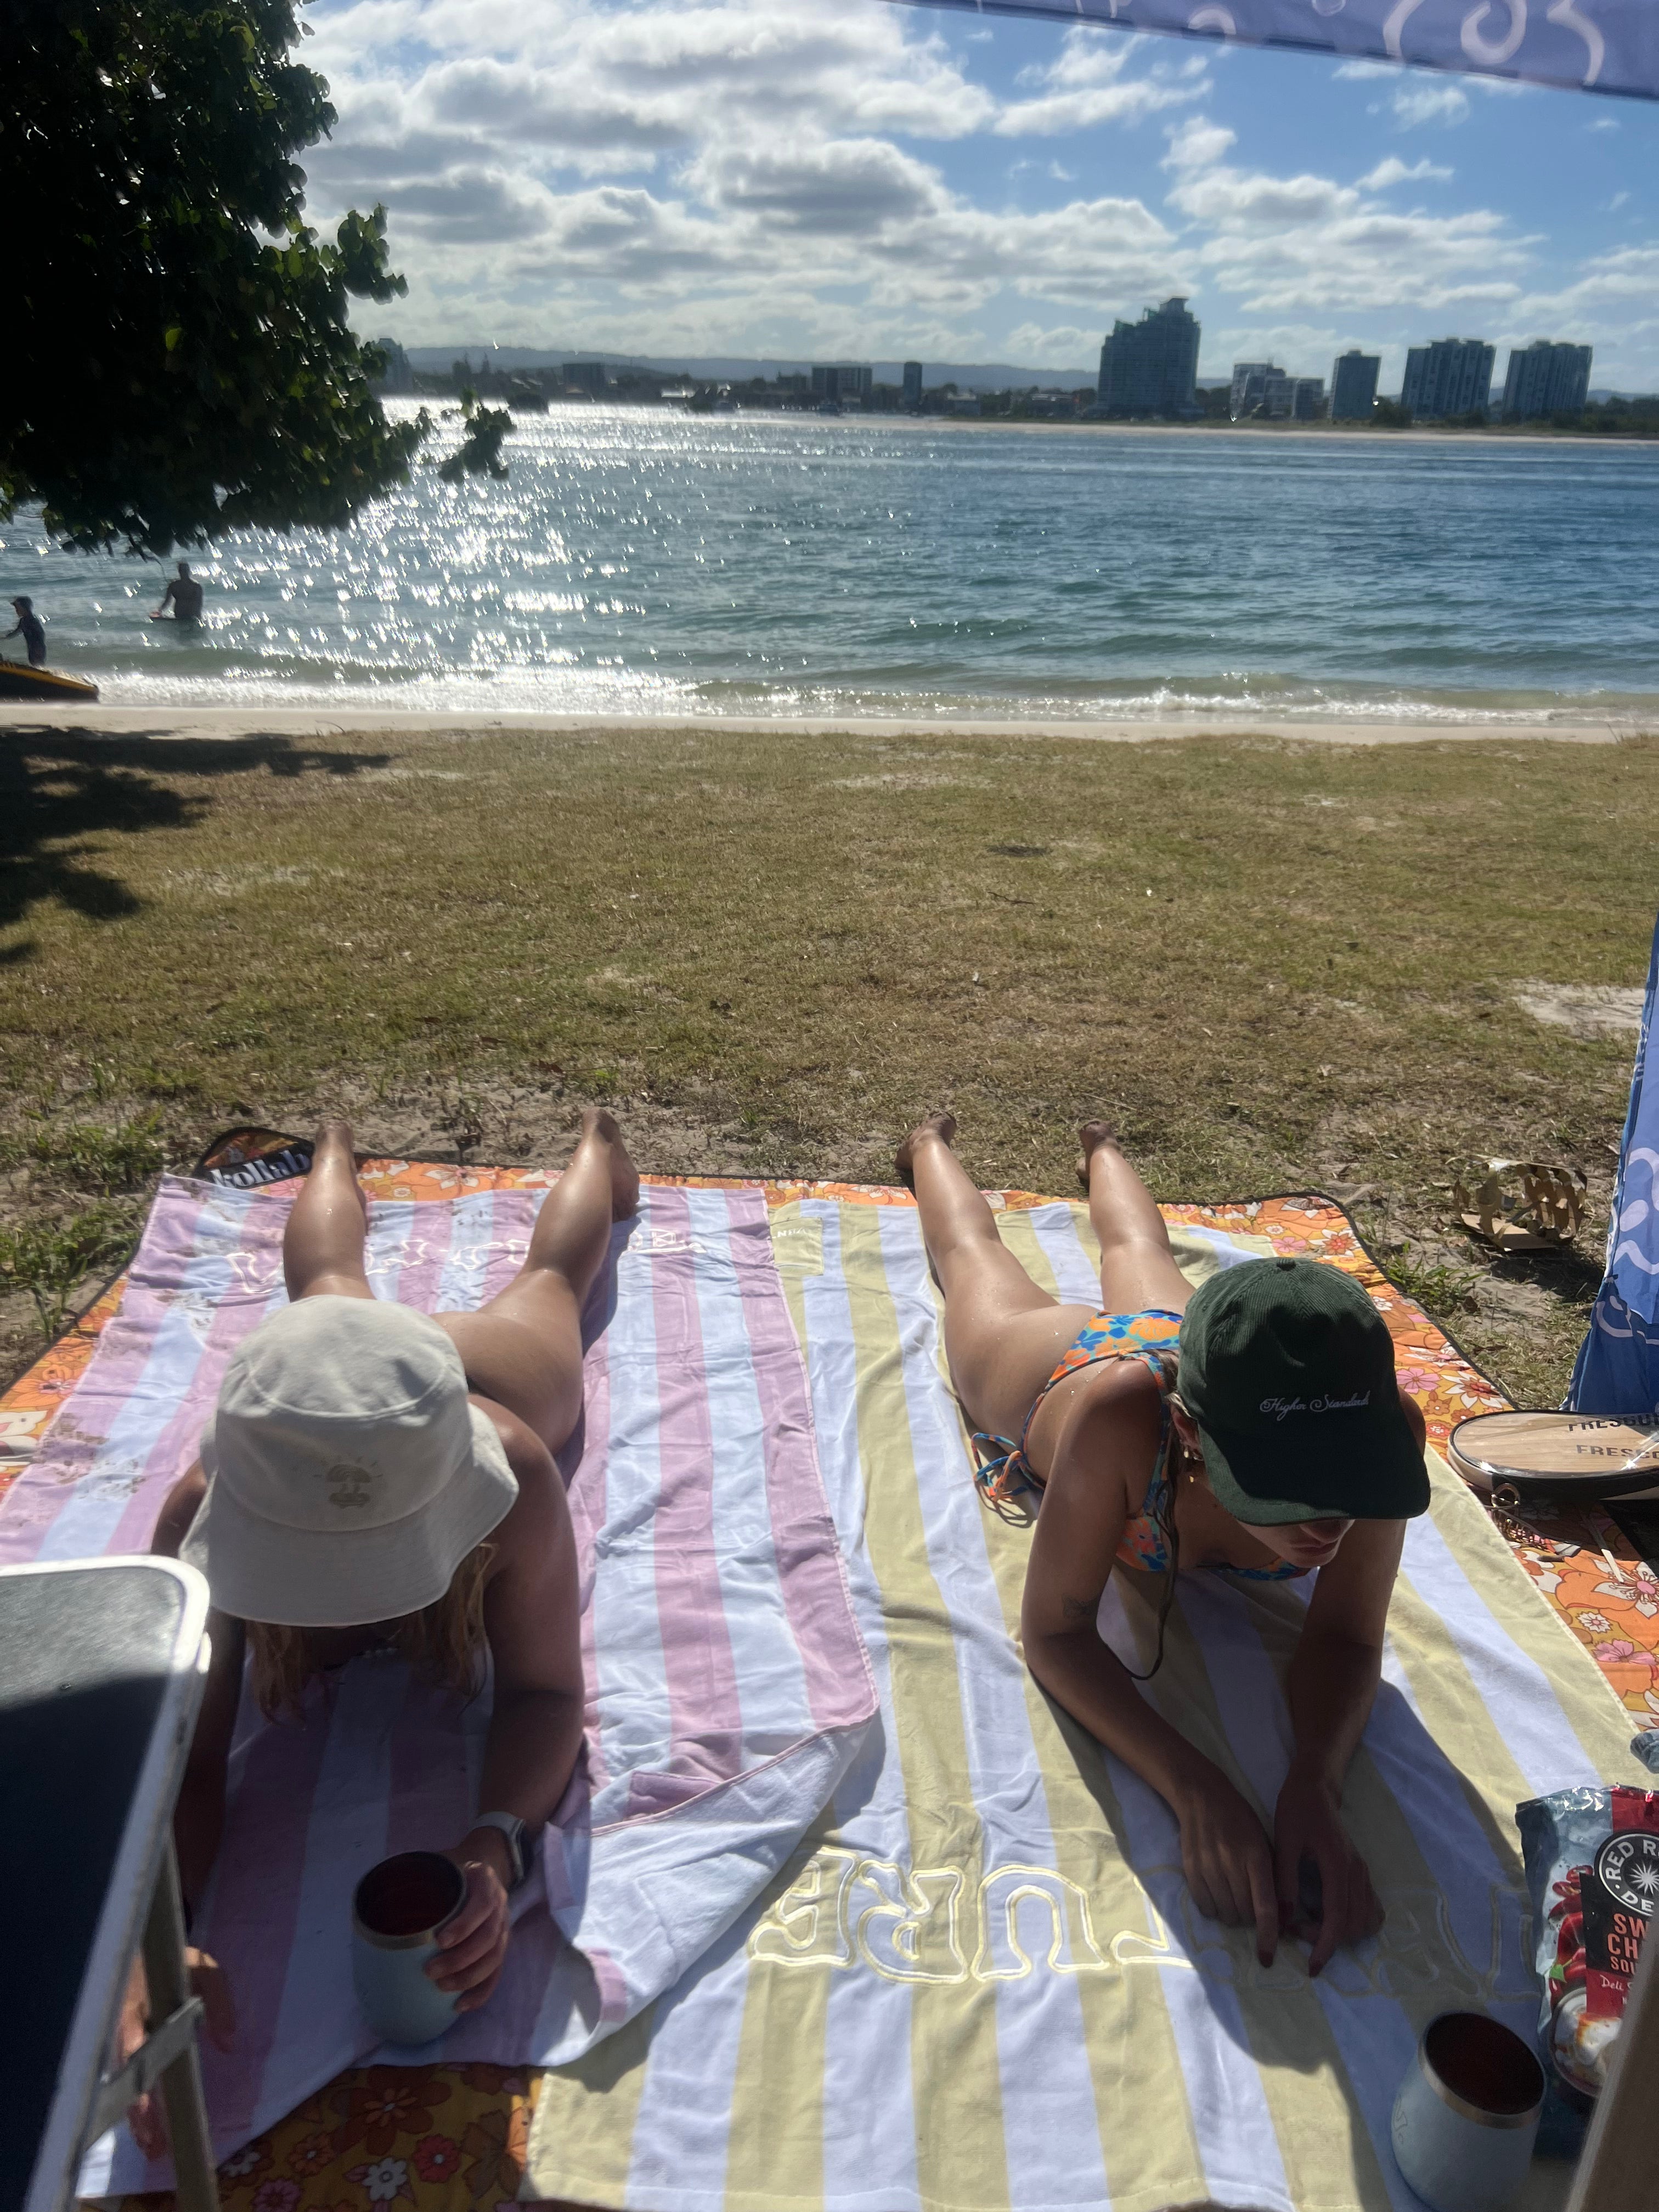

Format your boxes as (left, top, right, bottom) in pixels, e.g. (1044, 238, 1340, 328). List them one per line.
(890, 0, 1658, 102)
(1571, 908, 1659, 1417)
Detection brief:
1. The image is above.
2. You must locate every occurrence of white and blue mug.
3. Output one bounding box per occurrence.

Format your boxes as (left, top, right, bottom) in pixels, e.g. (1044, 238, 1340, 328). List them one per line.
(1390, 2011, 1545, 2212)
(351, 1850, 467, 2047)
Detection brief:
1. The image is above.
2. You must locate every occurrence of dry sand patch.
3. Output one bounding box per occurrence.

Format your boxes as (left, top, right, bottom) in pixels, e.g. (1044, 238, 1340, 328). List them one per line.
(1513, 982, 1645, 1036)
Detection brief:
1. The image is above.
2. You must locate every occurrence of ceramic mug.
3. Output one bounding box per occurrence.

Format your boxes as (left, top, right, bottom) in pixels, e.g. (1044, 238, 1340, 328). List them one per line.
(351, 1850, 467, 2047)
(1390, 2011, 1545, 2212)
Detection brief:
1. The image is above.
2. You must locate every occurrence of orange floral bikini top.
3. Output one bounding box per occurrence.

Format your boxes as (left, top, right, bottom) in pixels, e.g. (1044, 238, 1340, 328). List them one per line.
(970, 1306, 1304, 1581)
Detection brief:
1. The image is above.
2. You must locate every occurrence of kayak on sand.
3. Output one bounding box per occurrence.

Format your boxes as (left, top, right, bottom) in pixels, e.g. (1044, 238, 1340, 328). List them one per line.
(0, 660, 100, 703)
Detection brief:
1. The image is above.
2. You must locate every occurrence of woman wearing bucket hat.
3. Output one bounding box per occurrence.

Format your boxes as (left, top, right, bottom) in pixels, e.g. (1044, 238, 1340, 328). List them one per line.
(132, 1108, 638, 2141)
(897, 1111, 1430, 1978)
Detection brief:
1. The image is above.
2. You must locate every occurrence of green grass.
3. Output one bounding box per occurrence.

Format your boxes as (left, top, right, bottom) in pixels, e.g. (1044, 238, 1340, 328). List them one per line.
(1, 1111, 165, 1191)
(1381, 1243, 1486, 1318)
(1, 720, 1653, 1401)
(0, 1201, 142, 1340)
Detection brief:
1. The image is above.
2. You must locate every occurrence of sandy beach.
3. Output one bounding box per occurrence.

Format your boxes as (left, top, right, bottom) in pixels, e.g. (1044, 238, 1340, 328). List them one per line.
(0, 702, 1643, 746)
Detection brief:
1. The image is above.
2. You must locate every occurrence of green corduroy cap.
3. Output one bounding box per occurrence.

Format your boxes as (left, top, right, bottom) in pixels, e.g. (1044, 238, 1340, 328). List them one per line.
(1177, 1257, 1429, 1526)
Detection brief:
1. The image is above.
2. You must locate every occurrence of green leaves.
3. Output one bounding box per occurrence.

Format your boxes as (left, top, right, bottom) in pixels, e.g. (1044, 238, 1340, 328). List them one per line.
(438, 390, 514, 484)
(0, 0, 427, 555)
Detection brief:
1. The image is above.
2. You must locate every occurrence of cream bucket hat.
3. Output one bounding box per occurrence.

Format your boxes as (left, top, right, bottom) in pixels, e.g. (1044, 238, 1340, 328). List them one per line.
(181, 1295, 518, 1627)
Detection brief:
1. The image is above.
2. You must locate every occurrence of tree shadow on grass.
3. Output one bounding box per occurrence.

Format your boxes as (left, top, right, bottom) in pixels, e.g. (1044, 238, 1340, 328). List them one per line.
(0, 723, 396, 948)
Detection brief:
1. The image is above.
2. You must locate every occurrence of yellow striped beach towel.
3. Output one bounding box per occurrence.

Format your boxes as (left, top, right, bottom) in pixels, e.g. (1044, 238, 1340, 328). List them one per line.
(529, 1198, 1639, 2212)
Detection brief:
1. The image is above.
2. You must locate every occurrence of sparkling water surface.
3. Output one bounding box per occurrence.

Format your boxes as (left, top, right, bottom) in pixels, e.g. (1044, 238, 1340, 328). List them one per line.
(5, 404, 1658, 722)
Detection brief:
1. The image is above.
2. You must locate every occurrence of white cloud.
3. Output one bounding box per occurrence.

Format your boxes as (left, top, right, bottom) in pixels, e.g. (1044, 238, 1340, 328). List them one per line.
(1357, 155, 1453, 188)
(1335, 56, 1474, 125)
(1164, 116, 1237, 172)
(298, 0, 1655, 383)
(1608, 191, 1630, 212)
(1514, 245, 1659, 319)
(1390, 81, 1470, 126)
(304, 0, 1205, 350)
(1001, 323, 1103, 369)
(1589, 115, 1619, 132)
(993, 26, 1204, 136)
(1160, 112, 1530, 318)
(310, 0, 1000, 185)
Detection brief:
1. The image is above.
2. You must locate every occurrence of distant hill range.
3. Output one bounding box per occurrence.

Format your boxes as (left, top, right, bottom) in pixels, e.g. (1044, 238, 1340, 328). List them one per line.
(402, 346, 1098, 393)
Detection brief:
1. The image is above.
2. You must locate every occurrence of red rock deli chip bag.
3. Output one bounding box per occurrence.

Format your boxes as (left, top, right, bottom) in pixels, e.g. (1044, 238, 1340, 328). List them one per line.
(1516, 1784, 1659, 2097)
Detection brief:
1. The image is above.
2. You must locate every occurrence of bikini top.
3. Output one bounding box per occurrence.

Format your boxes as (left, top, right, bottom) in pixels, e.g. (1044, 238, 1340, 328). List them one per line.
(971, 1306, 1305, 1583)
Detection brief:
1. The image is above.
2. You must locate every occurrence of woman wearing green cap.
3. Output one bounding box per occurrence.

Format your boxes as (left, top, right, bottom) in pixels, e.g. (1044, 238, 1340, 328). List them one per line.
(897, 1111, 1430, 1977)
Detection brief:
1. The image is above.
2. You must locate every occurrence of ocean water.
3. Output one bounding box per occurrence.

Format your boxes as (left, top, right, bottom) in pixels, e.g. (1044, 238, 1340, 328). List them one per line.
(5, 403, 1659, 723)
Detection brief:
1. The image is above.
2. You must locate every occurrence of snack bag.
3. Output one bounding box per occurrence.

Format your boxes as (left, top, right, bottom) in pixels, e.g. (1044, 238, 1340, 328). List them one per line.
(1516, 1784, 1659, 2097)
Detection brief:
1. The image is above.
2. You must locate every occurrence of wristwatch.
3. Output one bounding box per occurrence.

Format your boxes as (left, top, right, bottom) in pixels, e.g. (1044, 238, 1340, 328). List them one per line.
(470, 1811, 533, 1891)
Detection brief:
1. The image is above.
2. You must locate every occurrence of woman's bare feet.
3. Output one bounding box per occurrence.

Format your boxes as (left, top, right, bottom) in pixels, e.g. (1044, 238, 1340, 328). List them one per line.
(579, 1107, 640, 1218)
(1076, 1120, 1121, 1191)
(896, 1110, 958, 1190)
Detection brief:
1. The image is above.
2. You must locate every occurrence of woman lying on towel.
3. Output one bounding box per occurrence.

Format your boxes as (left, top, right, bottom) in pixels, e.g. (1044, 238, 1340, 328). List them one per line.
(138, 1110, 637, 2115)
(898, 1111, 1429, 1979)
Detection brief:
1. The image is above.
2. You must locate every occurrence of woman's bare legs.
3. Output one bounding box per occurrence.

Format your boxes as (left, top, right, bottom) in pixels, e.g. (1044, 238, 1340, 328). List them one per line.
(284, 1121, 374, 1301)
(898, 1113, 1094, 1441)
(437, 1109, 638, 1452)
(1077, 1121, 1193, 1319)
(284, 1112, 637, 1455)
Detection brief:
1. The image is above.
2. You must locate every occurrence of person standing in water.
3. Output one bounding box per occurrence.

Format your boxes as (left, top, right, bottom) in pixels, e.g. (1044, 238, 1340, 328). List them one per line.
(152, 561, 204, 622)
(4, 595, 46, 664)
(896, 1110, 1430, 1975)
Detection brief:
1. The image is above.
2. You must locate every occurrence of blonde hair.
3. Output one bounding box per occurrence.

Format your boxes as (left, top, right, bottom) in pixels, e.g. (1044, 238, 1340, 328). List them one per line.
(246, 1541, 495, 1719)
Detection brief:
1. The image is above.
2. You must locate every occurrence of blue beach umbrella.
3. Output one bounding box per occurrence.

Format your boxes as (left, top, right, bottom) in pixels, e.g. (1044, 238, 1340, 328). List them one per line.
(885, 0, 1659, 102)
(1570, 911, 1659, 1420)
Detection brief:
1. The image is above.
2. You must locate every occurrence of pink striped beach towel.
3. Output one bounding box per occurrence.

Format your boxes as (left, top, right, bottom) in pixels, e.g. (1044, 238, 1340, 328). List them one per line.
(0, 1173, 876, 2194)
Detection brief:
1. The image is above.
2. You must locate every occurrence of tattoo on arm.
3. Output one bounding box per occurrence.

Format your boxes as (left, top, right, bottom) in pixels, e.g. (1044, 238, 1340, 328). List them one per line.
(1061, 1594, 1097, 1624)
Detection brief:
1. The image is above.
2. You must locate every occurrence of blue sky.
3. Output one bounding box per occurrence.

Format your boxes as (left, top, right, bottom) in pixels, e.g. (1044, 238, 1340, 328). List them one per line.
(304, 0, 1659, 389)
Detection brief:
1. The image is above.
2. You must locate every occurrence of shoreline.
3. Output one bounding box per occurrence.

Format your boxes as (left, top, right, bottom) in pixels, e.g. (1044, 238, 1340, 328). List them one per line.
(431, 399, 1659, 454)
(832, 414, 1659, 453)
(2, 703, 1644, 746)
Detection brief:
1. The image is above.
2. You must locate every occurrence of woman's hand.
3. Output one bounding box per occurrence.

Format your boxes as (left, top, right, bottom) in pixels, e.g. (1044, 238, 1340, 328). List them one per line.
(432, 1835, 513, 2012)
(121, 1948, 235, 2160)
(1272, 1768, 1384, 1976)
(1172, 1771, 1280, 1965)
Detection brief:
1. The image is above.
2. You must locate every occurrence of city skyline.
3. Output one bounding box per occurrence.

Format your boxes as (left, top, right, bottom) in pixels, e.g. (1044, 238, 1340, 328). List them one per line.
(405, 328, 1624, 402)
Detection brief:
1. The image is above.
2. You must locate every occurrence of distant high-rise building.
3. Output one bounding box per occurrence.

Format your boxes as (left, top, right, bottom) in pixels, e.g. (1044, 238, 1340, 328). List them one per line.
(811, 363, 873, 404)
(1292, 377, 1327, 421)
(1097, 298, 1200, 417)
(1229, 361, 1277, 420)
(1401, 337, 1496, 420)
(1330, 349, 1380, 420)
(1502, 339, 1593, 419)
(901, 360, 924, 410)
(563, 359, 607, 395)
(1262, 370, 1299, 420)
